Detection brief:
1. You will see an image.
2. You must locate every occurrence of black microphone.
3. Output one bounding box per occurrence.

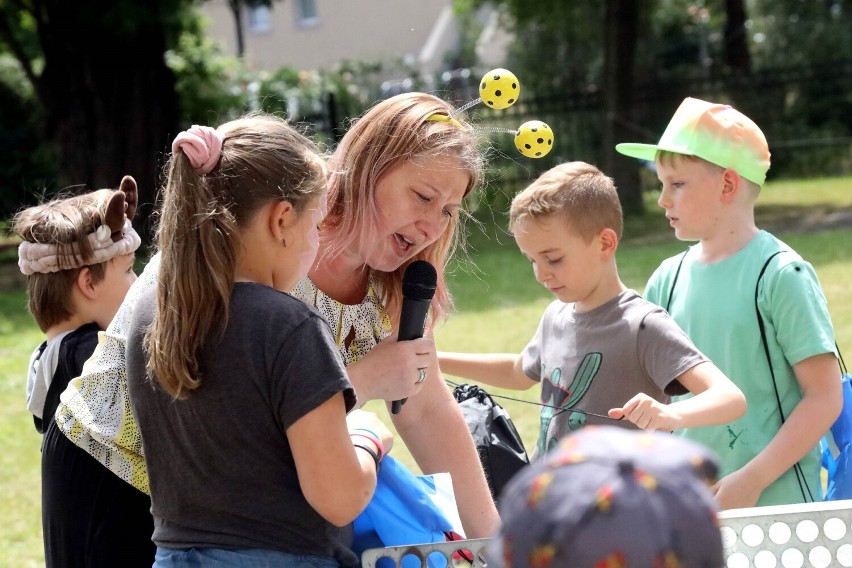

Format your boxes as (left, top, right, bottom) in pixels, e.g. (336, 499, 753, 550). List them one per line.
(391, 260, 437, 414)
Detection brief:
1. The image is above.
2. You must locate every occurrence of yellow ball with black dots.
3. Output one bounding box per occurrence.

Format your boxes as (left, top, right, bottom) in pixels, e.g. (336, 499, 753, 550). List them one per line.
(515, 121, 554, 158)
(479, 68, 520, 110)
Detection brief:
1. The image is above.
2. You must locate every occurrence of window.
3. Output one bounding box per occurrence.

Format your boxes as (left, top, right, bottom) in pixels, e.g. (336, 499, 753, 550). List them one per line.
(247, 5, 271, 33)
(295, 0, 319, 27)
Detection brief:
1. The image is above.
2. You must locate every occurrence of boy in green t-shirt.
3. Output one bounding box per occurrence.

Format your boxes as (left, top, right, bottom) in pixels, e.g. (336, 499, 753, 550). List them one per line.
(617, 97, 841, 508)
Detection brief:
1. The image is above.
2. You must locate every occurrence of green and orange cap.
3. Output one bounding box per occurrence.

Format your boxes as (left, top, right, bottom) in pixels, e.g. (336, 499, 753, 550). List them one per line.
(616, 97, 771, 186)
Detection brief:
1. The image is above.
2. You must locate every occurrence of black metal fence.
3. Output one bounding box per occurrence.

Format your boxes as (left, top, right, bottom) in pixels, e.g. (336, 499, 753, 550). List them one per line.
(302, 60, 852, 196)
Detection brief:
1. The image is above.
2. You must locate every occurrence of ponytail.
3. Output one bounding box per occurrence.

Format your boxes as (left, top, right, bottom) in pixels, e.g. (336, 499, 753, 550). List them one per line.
(148, 154, 239, 398)
(146, 115, 326, 399)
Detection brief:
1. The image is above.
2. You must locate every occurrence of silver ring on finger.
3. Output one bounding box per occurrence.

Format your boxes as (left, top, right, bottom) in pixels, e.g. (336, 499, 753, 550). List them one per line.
(416, 367, 428, 384)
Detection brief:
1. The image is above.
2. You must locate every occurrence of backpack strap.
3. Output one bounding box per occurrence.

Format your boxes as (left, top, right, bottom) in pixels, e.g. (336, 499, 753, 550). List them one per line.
(755, 251, 787, 424)
(754, 249, 815, 501)
(664, 250, 688, 313)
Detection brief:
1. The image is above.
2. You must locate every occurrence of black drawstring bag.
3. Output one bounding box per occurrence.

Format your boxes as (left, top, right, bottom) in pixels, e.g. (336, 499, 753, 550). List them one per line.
(453, 383, 530, 501)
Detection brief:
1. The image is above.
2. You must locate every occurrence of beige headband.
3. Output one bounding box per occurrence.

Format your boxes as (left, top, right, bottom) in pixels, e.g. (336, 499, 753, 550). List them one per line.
(18, 219, 141, 275)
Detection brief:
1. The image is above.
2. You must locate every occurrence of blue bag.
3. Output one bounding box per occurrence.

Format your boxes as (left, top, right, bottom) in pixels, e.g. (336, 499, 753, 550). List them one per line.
(353, 456, 458, 568)
(822, 372, 852, 500)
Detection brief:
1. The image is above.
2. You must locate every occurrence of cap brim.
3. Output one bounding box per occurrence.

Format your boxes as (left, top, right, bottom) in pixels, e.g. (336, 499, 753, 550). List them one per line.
(616, 142, 696, 162)
(615, 143, 660, 161)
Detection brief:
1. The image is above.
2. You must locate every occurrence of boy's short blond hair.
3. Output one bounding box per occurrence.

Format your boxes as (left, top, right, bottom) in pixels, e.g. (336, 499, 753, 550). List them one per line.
(509, 161, 623, 242)
(656, 150, 762, 197)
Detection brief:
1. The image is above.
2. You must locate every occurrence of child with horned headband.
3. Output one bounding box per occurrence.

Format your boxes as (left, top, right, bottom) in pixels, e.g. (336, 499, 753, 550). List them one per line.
(123, 115, 393, 566)
(13, 177, 152, 566)
(57, 95, 499, 545)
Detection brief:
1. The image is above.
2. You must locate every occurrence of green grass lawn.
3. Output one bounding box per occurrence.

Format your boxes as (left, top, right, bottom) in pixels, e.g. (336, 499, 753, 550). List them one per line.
(2, 175, 851, 564)
(0, 288, 46, 567)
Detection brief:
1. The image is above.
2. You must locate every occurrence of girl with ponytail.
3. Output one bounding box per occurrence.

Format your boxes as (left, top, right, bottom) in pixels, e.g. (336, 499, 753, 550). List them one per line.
(126, 116, 392, 567)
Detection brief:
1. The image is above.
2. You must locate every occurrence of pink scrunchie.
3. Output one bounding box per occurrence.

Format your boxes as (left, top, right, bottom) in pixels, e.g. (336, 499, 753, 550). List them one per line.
(171, 125, 224, 174)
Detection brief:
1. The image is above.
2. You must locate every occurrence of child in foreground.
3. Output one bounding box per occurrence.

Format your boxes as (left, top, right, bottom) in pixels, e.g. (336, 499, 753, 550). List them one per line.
(487, 425, 724, 568)
(14, 177, 150, 566)
(439, 161, 745, 459)
(618, 97, 841, 508)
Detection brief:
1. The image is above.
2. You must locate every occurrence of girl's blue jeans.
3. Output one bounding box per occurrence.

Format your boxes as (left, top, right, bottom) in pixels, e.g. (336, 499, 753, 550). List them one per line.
(154, 546, 341, 567)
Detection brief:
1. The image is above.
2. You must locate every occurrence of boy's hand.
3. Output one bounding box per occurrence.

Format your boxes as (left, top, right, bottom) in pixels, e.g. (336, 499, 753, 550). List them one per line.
(712, 469, 763, 510)
(608, 393, 681, 431)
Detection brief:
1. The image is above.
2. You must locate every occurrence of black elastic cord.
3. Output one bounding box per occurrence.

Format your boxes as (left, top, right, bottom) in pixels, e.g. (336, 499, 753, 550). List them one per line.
(665, 250, 688, 313)
(446, 380, 619, 422)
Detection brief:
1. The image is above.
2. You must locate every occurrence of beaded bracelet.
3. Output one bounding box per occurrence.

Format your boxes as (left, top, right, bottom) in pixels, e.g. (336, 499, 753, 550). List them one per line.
(349, 431, 385, 462)
(353, 443, 381, 472)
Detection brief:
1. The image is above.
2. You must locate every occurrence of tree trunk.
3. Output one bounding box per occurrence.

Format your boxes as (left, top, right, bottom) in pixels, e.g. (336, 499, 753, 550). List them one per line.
(229, 0, 246, 58)
(36, 0, 179, 234)
(724, 0, 752, 74)
(601, 0, 642, 214)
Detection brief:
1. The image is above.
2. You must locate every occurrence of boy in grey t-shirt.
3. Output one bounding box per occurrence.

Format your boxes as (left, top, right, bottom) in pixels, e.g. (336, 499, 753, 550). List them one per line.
(439, 162, 746, 457)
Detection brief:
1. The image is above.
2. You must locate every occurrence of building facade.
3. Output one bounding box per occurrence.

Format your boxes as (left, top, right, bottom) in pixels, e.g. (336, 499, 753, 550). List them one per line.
(201, 0, 470, 77)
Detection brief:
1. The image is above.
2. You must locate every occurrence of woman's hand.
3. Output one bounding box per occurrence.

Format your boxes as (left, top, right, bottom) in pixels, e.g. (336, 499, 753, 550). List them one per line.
(346, 334, 434, 402)
(346, 409, 394, 455)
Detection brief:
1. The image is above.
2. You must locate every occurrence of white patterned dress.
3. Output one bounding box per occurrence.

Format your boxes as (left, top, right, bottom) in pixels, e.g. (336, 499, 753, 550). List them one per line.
(57, 252, 392, 493)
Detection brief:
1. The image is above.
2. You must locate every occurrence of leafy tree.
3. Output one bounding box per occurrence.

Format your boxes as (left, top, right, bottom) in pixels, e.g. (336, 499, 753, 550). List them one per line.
(723, 0, 751, 73)
(0, 62, 55, 218)
(0, 0, 191, 229)
(746, 0, 852, 175)
(457, 0, 644, 212)
(166, 11, 252, 125)
(748, 0, 852, 69)
(0, 0, 378, 225)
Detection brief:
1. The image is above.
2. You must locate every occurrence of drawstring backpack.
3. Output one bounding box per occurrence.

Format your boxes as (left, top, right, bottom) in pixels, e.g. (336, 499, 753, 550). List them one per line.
(452, 383, 530, 502)
(754, 251, 852, 500)
(668, 249, 852, 501)
(822, 369, 852, 500)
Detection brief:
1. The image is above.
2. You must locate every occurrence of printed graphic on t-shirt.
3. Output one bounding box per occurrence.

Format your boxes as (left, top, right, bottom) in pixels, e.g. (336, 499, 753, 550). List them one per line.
(536, 352, 601, 455)
(726, 424, 745, 449)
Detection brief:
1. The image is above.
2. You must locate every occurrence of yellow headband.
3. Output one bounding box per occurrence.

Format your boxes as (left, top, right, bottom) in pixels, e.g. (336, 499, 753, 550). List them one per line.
(426, 113, 464, 129)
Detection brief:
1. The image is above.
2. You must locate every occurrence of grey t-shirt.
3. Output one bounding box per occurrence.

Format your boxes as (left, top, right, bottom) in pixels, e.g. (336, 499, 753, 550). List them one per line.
(127, 282, 357, 563)
(522, 290, 704, 457)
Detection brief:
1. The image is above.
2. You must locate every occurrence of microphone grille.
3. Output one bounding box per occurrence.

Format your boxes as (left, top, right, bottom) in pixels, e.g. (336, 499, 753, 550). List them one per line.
(402, 260, 437, 301)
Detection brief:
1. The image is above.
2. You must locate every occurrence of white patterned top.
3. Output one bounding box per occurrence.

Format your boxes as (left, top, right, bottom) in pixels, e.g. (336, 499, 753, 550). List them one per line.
(55, 254, 392, 493)
(291, 276, 392, 367)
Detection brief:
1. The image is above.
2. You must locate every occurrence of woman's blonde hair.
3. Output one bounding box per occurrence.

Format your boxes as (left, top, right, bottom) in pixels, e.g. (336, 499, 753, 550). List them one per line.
(324, 92, 485, 322)
(13, 189, 118, 331)
(147, 114, 327, 399)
